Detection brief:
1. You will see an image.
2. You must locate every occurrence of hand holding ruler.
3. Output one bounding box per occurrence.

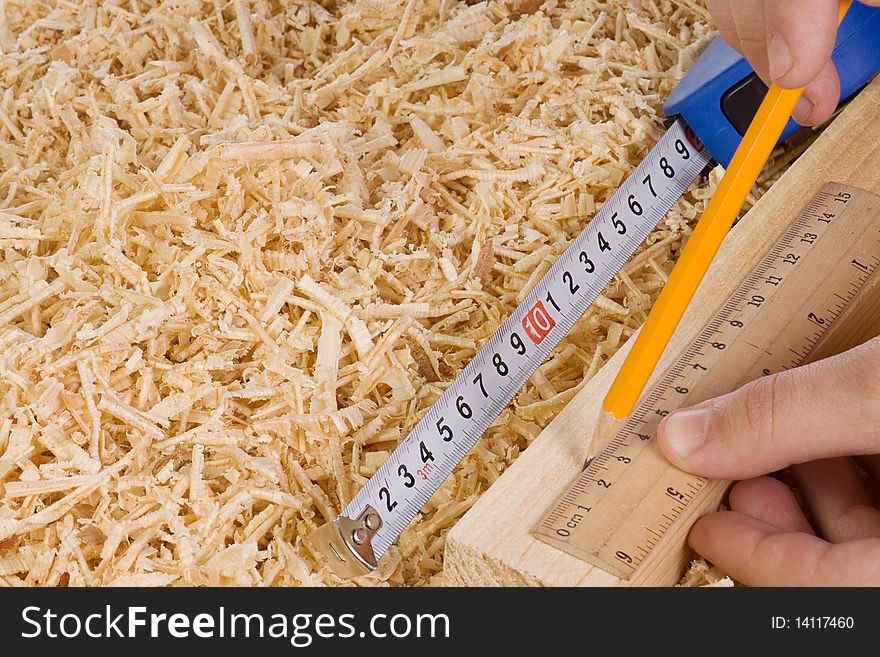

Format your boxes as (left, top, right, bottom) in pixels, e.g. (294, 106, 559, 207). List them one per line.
(534, 182, 880, 581)
(313, 4, 880, 579)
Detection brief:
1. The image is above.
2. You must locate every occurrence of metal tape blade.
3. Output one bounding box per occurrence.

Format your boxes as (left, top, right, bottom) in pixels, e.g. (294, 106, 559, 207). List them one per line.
(314, 119, 712, 575)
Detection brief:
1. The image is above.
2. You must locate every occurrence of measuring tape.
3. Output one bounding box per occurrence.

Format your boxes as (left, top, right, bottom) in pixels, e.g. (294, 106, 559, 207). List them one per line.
(312, 120, 711, 576)
(533, 183, 880, 581)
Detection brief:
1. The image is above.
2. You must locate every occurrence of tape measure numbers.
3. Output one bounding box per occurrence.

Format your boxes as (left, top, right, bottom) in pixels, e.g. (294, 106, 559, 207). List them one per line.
(533, 183, 880, 581)
(313, 120, 711, 577)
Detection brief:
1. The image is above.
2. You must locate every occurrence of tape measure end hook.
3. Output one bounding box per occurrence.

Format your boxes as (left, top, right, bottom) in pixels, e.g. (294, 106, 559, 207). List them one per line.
(312, 506, 381, 578)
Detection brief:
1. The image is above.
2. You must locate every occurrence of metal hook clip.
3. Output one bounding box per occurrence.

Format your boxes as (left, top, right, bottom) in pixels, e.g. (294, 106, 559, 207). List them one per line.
(311, 505, 382, 578)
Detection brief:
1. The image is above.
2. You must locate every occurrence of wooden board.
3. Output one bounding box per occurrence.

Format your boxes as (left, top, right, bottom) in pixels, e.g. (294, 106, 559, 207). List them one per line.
(443, 75, 880, 587)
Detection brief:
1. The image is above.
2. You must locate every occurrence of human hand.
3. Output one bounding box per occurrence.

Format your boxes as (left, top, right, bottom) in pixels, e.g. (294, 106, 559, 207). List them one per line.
(707, 0, 880, 126)
(656, 338, 880, 585)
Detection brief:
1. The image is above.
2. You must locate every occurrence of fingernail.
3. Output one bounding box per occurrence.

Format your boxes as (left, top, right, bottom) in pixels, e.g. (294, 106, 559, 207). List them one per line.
(663, 408, 709, 461)
(793, 95, 816, 125)
(768, 32, 794, 82)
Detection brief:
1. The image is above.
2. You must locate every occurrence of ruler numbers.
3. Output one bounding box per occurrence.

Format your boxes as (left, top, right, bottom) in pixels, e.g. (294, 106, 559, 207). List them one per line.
(535, 184, 880, 578)
(341, 120, 712, 558)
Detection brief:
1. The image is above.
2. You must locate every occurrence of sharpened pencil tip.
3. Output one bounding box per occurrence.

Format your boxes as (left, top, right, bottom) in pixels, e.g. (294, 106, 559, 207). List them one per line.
(585, 409, 620, 468)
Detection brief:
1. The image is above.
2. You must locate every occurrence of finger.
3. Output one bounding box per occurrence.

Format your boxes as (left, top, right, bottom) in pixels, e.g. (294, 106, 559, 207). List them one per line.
(706, 0, 743, 53)
(793, 458, 880, 542)
(689, 510, 880, 586)
(730, 0, 772, 82)
(793, 59, 841, 126)
(763, 0, 840, 88)
(728, 476, 814, 533)
(656, 337, 880, 480)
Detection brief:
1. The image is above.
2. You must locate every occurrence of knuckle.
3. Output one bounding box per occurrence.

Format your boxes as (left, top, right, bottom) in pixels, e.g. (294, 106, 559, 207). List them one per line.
(746, 375, 782, 440)
(736, 35, 768, 49)
(705, 375, 779, 444)
(736, 36, 769, 60)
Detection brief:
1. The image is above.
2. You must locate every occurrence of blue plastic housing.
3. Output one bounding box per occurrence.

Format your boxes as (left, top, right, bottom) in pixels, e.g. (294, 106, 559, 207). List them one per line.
(664, 2, 880, 167)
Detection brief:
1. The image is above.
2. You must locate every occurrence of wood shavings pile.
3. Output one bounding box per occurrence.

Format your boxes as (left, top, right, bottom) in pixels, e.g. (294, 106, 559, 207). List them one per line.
(0, 0, 802, 587)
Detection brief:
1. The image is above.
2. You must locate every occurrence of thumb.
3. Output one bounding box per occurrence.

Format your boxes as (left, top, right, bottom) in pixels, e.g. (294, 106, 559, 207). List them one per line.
(763, 0, 840, 89)
(656, 338, 880, 480)
(769, 0, 880, 88)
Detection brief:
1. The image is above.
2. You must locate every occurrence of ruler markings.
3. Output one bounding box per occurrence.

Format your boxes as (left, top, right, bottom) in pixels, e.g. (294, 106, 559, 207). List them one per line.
(533, 184, 880, 578)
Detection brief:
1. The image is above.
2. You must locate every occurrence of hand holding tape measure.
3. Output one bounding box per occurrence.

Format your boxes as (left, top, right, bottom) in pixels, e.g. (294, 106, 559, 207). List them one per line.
(313, 1, 880, 580)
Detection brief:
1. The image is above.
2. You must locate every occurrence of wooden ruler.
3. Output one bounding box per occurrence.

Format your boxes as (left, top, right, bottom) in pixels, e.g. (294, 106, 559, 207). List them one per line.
(533, 183, 880, 582)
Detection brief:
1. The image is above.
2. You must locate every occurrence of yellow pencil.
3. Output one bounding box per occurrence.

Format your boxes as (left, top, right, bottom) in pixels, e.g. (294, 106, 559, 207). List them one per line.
(598, 1, 853, 428)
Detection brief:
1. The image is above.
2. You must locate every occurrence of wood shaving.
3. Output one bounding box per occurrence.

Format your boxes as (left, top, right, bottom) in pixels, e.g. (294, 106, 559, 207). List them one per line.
(510, 0, 545, 21)
(0, 0, 801, 587)
(680, 557, 735, 587)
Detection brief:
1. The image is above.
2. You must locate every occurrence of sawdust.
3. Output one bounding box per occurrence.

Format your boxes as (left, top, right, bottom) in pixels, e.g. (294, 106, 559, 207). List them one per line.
(0, 0, 804, 587)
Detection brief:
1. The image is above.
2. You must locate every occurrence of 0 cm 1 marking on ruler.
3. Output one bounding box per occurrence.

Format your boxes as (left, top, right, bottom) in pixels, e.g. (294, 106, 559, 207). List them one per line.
(533, 183, 880, 580)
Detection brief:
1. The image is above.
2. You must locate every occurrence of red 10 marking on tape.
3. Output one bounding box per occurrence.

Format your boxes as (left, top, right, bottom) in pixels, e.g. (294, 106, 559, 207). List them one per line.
(522, 301, 556, 345)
